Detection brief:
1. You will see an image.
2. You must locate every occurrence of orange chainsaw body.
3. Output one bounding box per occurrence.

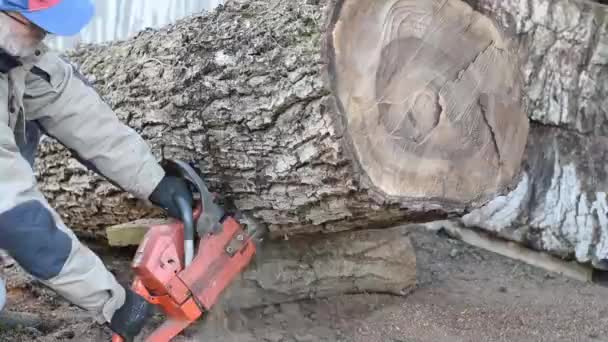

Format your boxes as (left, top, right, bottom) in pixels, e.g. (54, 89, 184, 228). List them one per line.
(110, 159, 264, 342)
(112, 208, 258, 342)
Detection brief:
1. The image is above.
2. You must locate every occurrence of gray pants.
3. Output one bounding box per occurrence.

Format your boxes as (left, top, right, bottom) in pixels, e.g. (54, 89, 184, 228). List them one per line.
(0, 121, 126, 323)
(0, 121, 37, 314)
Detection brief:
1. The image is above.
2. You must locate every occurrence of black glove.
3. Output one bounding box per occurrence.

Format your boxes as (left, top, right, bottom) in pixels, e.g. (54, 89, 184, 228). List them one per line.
(109, 288, 153, 342)
(149, 175, 194, 219)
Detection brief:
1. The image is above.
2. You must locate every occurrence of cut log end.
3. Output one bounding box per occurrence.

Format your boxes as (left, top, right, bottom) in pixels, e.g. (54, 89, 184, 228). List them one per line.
(326, 0, 529, 206)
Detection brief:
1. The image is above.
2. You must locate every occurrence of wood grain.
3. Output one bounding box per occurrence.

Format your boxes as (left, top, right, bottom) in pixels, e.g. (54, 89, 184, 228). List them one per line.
(327, 0, 528, 204)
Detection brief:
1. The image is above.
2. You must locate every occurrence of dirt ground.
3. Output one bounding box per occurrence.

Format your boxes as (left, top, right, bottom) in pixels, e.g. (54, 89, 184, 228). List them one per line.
(1, 225, 608, 342)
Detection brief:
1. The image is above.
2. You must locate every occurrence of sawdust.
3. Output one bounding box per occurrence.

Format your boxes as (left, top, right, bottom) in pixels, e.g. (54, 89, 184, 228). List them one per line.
(1, 226, 607, 342)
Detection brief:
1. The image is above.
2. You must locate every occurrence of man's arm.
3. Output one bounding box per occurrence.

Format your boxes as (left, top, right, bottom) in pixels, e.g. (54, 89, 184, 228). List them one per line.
(23, 51, 165, 200)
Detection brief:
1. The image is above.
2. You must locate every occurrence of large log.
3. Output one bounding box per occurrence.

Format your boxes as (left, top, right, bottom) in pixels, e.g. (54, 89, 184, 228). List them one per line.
(36, 0, 528, 237)
(459, 0, 608, 267)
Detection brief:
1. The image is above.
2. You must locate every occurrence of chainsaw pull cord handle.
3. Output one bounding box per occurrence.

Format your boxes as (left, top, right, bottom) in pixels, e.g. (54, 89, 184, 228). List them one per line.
(174, 194, 194, 266)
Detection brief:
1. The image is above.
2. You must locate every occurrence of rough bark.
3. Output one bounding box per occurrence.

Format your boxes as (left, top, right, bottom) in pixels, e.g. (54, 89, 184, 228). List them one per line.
(463, 124, 608, 268)
(459, 1, 608, 268)
(467, 0, 607, 135)
(35, 0, 527, 238)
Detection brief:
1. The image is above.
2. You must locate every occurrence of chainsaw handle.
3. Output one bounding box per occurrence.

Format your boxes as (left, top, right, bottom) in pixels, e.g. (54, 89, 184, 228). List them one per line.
(175, 194, 195, 266)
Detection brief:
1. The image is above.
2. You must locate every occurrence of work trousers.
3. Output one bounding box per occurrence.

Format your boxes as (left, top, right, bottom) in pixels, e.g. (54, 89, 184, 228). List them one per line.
(0, 121, 125, 323)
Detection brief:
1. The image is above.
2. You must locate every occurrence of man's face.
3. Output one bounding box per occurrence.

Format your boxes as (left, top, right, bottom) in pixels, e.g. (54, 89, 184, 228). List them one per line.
(0, 11, 47, 57)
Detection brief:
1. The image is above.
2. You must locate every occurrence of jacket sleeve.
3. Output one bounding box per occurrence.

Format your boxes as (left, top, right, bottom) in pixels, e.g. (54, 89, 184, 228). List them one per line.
(23, 51, 165, 200)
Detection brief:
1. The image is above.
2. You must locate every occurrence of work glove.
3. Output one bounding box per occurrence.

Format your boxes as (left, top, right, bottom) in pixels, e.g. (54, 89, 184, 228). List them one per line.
(109, 288, 153, 342)
(149, 174, 194, 220)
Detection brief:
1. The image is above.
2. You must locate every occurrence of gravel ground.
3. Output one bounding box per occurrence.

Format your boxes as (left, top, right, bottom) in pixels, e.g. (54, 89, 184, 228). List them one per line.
(1, 225, 607, 342)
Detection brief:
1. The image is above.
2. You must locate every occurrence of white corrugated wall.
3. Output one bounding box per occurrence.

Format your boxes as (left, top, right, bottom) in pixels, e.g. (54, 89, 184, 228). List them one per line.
(46, 0, 223, 51)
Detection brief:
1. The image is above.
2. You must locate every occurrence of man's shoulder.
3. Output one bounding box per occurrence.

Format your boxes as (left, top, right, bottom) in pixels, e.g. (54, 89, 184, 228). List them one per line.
(33, 47, 92, 87)
(32, 47, 67, 73)
(25, 46, 73, 91)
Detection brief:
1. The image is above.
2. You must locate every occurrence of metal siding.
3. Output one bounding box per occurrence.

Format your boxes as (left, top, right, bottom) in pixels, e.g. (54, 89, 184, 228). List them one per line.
(46, 0, 223, 51)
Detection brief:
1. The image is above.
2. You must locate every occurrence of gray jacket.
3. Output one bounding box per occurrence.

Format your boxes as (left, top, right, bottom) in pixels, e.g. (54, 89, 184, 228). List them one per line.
(0, 43, 165, 322)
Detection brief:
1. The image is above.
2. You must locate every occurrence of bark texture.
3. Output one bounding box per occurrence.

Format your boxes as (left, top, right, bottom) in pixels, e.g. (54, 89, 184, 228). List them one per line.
(460, 1, 608, 267)
(36, 0, 526, 237)
(467, 0, 607, 134)
(463, 125, 608, 268)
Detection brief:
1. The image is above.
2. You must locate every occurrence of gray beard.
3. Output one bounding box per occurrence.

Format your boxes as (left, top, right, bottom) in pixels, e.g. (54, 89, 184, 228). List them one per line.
(0, 15, 39, 57)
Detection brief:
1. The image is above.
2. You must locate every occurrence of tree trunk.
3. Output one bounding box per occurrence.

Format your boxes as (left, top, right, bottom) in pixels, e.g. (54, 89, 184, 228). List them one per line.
(36, 0, 528, 238)
(460, 0, 608, 267)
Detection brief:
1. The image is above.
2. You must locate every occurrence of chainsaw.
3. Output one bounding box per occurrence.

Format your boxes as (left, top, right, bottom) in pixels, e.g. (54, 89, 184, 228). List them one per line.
(111, 159, 267, 342)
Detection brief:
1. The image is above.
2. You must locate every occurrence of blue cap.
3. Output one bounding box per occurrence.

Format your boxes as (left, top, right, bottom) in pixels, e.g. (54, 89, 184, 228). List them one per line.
(0, 0, 94, 36)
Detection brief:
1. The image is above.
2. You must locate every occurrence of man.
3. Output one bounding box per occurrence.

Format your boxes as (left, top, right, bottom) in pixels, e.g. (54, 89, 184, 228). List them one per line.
(0, 0, 193, 340)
